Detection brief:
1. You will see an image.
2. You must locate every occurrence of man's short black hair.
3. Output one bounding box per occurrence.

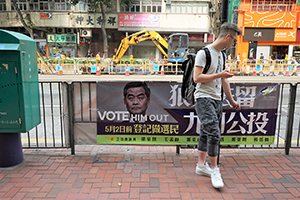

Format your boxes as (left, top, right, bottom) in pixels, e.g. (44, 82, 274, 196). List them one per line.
(218, 22, 242, 38)
(123, 82, 150, 98)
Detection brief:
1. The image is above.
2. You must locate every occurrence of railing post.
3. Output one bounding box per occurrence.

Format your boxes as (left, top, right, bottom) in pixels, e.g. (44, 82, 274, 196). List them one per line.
(66, 81, 75, 155)
(176, 145, 180, 155)
(175, 60, 178, 75)
(285, 83, 297, 155)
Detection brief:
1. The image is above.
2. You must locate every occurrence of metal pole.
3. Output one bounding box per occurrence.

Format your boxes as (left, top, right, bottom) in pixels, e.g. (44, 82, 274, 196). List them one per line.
(285, 84, 297, 155)
(217, 0, 229, 165)
(221, 0, 229, 24)
(0, 133, 23, 167)
(67, 81, 75, 155)
(176, 145, 180, 155)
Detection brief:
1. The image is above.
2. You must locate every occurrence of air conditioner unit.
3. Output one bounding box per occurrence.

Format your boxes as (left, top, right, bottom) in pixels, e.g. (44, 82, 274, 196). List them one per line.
(80, 29, 92, 38)
(210, 8, 216, 13)
(65, 28, 74, 34)
(47, 27, 55, 33)
(56, 27, 65, 34)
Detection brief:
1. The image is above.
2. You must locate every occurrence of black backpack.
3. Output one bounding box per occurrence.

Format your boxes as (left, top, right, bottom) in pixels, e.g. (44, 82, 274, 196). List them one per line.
(181, 47, 226, 104)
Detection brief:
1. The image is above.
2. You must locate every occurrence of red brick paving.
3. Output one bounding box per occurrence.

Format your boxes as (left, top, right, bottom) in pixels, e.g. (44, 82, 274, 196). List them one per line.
(0, 146, 300, 200)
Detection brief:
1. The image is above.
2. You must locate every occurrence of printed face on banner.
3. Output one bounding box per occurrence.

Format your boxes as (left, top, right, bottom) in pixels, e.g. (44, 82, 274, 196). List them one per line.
(124, 87, 150, 116)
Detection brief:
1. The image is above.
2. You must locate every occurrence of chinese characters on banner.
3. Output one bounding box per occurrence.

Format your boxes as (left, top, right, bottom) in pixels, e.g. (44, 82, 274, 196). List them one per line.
(96, 82, 280, 145)
(118, 14, 160, 27)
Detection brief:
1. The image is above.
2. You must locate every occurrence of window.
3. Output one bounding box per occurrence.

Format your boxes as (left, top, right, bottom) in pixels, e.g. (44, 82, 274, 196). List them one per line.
(74, 0, 89, 11)
(250, 0, 294, 11)
(28, 0, 59, 11)
(11, 0, 27, 11)
(0, 0, 6, 11)
(121, 1, 162, 13)
(8, 0, 64, 11)
(54, 0, 71, 11)
(166, 1, 209, 14)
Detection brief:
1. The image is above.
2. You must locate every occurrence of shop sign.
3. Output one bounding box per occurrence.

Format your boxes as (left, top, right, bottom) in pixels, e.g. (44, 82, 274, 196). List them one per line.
(118, 14, 160, 27)
(47, 34, 55, 43)
(40, 13, 52, 19)
(55, 34, 76, 44)
(79, 37, 85, 46)
(274, 28, 296, 42)
(73, 13, 117, 28)
(243, 28, 275, 41)
(47, 34, 77, 44)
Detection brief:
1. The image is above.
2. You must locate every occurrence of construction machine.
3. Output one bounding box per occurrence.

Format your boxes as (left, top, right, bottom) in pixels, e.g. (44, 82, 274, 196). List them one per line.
(113, 30, 189, 63)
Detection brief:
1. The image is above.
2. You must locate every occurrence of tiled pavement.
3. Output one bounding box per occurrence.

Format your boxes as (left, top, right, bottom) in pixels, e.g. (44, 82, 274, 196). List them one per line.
(0, 146, 300, 200)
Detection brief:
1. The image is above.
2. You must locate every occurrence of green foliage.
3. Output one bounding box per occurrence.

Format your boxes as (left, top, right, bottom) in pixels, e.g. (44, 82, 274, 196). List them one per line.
(120, 0, 132, 8)
(27, 21, 35, 29)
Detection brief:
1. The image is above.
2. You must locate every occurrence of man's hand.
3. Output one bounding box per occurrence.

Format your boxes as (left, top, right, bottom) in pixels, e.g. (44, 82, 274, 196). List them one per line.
(220, 69, 234, 78)
(230, 100, 240, 110)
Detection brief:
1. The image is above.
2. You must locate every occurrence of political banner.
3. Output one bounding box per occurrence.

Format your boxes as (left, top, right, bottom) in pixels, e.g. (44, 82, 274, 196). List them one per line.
(96, 82, 280, 145)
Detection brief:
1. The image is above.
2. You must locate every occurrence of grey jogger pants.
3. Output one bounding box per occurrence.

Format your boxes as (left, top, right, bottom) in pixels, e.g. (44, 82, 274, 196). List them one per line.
(195, 97, 222, 157)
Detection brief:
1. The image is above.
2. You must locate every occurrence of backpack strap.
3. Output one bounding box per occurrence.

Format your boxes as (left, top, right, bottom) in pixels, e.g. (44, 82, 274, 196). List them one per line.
(202, 47, 211, 74)
(221, 49, 226, 70)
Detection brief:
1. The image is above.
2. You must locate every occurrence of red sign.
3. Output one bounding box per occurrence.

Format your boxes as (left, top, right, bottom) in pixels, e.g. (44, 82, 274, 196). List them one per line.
(118, 14, 160, 27)
(79, 37, 85, 46)
(297, 29, 300, 41)
(40, 13, 52, 19)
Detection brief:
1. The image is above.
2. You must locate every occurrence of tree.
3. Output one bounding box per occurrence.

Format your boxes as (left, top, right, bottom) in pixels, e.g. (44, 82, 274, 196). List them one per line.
(12, 0, 49, 40)
(12, 0, 35, 39)
(70, 0, 131, 58)
(209, 0, 222, 38)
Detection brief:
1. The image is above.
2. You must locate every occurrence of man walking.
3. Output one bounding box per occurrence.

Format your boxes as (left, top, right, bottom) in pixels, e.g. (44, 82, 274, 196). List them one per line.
(193, 22, 241, 188)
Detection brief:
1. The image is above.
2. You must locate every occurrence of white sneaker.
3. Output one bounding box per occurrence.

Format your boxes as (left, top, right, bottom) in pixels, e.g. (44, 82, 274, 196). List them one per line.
(195, 163, 213, 177)
(211, 167, 224, 188)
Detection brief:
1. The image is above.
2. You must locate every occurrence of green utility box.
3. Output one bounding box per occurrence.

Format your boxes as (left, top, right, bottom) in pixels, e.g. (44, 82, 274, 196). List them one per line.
(0, 29, 41, 133)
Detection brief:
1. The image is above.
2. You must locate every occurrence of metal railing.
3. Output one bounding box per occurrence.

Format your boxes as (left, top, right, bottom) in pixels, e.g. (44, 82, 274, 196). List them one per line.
(37, 58, 300, 76)
(21, 82, 68, 149)
(21, 81, 300, 155)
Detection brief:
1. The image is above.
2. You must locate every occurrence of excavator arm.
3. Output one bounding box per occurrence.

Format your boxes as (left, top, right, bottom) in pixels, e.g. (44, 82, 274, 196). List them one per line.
(114, 30, 169, 61)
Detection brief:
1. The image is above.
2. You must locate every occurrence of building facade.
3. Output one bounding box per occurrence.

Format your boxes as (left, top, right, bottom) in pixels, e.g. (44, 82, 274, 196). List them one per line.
(0, 0, 216, 59)
(234, 0, 300, 62)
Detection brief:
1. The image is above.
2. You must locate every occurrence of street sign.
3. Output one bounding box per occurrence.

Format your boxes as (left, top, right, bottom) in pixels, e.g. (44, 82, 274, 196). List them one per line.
(40, 13, 52, 19)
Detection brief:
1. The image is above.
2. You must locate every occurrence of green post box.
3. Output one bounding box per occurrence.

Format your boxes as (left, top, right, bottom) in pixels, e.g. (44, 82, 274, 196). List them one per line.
(0, 29, 41, 167)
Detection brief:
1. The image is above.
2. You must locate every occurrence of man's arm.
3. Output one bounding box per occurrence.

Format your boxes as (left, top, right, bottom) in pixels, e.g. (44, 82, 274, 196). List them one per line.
(222, 78, 240, 110)
(193, 66, 235, 84)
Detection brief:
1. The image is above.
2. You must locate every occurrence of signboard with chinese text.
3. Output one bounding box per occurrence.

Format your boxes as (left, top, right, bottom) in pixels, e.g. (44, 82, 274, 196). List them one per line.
(243, 28, 275, 41)
(73, 13, 117, 28)
(118, 13, 160, 27)
(274, 28, 296, 42)
(47, 34, 76, 44)
(96, 82, 280, 145)
(55, 34, 76, 44)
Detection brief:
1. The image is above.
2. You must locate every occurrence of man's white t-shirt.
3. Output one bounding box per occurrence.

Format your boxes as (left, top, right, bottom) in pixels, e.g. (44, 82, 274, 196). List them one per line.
(194, 45, 225, 101)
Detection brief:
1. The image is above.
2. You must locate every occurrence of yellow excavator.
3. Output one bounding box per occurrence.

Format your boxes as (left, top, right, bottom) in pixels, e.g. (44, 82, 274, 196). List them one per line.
(113, 30, 189, 63)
